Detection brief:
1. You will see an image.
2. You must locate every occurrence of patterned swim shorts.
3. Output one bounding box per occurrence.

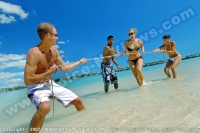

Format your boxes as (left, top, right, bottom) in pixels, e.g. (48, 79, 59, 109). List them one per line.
(101, 62, 118, 86)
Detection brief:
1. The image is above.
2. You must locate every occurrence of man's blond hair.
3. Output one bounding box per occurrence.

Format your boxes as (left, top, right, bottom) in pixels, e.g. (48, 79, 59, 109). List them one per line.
(37, 22, 55, 40)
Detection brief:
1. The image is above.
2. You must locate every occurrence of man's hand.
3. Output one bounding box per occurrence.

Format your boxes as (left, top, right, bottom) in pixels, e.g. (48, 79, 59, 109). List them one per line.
(118, 52, 125, 56)
(49, 65, 58, 74)
(125, 51, 130, 55)
(117, 65, 121, 72)
(79, 58, 87, 64)
(142, 51, 146, 54)
(160, 50, 166, 53)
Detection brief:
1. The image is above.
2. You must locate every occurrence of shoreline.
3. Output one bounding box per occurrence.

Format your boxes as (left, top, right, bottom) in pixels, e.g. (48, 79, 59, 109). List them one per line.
(0, 53, 199, 93)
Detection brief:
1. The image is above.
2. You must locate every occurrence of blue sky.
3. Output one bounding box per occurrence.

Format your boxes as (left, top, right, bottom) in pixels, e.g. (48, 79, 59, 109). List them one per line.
(0, 0, 200, 89)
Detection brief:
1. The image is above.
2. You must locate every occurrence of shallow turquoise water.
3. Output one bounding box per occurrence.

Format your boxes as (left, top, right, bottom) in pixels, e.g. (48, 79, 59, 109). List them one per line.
(0, 57, 200, 133)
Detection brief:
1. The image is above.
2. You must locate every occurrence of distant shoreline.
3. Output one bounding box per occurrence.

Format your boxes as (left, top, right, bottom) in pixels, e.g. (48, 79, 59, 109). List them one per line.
(0, 53, 199, 93)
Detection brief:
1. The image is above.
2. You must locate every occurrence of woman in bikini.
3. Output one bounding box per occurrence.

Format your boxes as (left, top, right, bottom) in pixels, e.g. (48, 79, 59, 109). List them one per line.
(152, 34, 182, 79)
(124, 28, 145, 88)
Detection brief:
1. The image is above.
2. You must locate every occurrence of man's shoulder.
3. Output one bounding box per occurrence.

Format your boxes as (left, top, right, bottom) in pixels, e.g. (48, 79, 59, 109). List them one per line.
(104, 45, 115, 51)
(103, 45, 109, 50)
(26, 47, 40, 61)
(28, 47, 39, 54)
(51, 47, 59, 55)
(27, 47, 47, 60)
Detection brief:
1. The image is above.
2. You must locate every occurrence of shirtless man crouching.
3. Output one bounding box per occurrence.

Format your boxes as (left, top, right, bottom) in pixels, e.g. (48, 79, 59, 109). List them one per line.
(24, 22, 86, 133)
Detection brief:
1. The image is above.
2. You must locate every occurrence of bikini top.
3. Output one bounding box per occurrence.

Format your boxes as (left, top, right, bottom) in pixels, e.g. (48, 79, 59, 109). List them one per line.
(127, 39, 140, 51)
(164, 42, 176, 51)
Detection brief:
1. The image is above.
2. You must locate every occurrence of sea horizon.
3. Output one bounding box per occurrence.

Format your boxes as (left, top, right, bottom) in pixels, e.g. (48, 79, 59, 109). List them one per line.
(0, 52, 199, 93)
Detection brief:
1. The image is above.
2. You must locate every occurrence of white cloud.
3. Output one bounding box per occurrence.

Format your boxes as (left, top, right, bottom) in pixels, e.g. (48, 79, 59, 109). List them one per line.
(54, 43, 66, 57)
(57, 41, 66, 44)
(53, 45, 60, 49)
(0, 78, 23, 84)
(0, 82, 24, 89)
(9, 78, 23, 83)
(0, 72, 24, 80)
(0, 14, 16, 24)
(0, 73, 24, 89)
(0, 53, 26, 61)
(59, 50, 64, 54)
(65, 60, 70, 64)
(0, 59, 26, 69)
(0, 54, 26, 69)
(0, 54, 26, 88)
(0, 1, 28, 24)
(59, 50, 65, 58)
(0, 1, 28, 19)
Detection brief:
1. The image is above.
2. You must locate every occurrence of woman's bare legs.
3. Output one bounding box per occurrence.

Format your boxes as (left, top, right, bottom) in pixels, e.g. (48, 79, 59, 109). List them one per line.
(129, 61, 140, 85)
(136, 58, 144, 88)
(171, 56, 182, 79)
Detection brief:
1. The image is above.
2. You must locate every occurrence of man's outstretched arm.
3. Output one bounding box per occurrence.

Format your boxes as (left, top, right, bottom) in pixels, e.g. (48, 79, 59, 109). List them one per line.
(54, 49, 86, 72)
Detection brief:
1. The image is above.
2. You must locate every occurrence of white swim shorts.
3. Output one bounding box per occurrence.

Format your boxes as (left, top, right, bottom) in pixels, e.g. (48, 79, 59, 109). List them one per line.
(27, 80, 78, 108)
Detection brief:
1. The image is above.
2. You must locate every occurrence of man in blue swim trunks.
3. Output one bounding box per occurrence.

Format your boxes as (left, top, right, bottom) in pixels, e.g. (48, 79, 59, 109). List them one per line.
(24, 22, 86, 133)
(101, 35, 124, 92)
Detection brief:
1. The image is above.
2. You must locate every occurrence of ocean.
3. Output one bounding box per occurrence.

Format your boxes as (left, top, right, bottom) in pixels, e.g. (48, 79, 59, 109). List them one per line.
(0, 57, 200, 133)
